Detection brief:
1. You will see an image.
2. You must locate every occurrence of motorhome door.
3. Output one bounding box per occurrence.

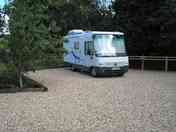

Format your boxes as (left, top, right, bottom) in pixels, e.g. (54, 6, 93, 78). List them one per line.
(73, 40, 81, 65)
(84, 41, 94, 67)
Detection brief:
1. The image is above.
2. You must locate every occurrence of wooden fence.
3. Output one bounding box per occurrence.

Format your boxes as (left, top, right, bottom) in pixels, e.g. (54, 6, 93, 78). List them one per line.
(129, 56, 176, 72)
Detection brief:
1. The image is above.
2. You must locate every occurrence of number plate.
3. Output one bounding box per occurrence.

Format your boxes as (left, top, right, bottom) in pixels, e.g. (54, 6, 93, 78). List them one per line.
(112, 67, 120, 70)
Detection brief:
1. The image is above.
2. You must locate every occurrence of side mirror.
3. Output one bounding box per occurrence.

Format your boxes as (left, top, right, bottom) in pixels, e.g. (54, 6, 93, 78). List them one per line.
(87, 50, 91, 55)
(90, 51, 94, 56)
(91, 49, 96, 55)
(87, 49, 96, 56)
(90, 49, 96, 56)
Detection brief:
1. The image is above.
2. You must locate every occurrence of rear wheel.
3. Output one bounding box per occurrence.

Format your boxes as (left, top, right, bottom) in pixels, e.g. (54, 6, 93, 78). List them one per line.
(71, 65, 77, 71)
(90, 68, 98, 77)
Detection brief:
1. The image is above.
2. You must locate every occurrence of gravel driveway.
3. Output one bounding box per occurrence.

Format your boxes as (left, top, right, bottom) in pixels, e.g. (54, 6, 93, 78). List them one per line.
(0, 69, 176, 132)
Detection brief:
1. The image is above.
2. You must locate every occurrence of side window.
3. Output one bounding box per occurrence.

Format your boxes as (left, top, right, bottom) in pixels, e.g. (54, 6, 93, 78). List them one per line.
(85, 41, 93, 55)
(74, 41, 79, 50)
(64, 38, 69, 44)
(64, 38, 69, 55)
(85, 42, 88, 55)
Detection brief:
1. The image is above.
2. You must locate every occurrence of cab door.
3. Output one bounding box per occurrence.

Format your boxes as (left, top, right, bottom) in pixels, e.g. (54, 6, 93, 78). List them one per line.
(84, 41, 95, 67)
(73, 40, 81, 65)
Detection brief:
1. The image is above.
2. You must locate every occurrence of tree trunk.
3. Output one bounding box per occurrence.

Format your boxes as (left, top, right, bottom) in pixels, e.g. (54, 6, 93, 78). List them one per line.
(18, 69, 24, 89)
(19, 72, 23, 88)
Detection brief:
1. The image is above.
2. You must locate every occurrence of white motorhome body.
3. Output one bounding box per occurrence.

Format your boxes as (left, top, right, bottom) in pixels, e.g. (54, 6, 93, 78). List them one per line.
(64, 30, 129, 76)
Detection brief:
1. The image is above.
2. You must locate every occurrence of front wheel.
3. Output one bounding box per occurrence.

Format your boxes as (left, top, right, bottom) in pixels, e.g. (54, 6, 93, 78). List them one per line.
(90, 68, 98, 77)
(118, 73, 125, 77)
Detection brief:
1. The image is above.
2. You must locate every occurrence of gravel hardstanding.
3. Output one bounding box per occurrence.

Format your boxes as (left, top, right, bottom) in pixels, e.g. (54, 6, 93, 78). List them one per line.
(0, 69, 176, 132)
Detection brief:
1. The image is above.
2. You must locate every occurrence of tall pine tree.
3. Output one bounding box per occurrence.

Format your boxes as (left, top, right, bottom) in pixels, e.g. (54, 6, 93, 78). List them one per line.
(8, 0, 49, 88)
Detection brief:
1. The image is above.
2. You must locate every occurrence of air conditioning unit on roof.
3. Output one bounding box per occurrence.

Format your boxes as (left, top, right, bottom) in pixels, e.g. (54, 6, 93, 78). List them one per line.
(68, 29, 84, 35)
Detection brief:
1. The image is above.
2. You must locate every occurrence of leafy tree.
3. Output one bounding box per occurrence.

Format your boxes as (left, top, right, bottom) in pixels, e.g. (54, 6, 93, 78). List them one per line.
(48, 0, 91, 35)
(0, 7, 9, 68)
(88, 8, 114, 31)
(0, 14, 3, 34)
(8, 0, 49, 88)
(113, 0, 176, 56)
(0, 9, 5, 35)
(48, 0, 114, 35)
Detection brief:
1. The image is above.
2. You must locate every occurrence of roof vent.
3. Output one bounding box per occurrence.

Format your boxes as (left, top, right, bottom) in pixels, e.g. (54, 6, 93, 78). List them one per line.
(68, 29, 84, 35)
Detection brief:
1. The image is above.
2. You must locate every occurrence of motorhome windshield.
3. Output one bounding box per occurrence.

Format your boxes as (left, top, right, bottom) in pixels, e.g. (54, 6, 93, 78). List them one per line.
(94, 34, 126, 57)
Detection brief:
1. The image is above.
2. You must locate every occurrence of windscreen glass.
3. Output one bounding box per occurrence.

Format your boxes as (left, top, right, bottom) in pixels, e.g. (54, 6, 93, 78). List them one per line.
(94, 34, 126, 56)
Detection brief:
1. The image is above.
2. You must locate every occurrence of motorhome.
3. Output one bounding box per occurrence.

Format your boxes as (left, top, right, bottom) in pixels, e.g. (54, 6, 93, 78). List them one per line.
(64, 30, 129, 76)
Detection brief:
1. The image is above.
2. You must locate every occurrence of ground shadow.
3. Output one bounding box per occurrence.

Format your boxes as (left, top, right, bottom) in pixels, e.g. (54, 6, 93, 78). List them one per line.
(0, 75, 48, 94)
(66, 68, 126, 79)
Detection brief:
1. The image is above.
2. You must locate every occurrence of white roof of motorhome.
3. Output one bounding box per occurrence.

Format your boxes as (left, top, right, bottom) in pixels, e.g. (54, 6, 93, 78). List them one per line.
(67, 30, 124, 37)
(91, 31, 124, 35)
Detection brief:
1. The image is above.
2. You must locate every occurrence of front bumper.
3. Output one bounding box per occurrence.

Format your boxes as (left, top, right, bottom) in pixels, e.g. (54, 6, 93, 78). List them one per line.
(94, 66, 128, 75)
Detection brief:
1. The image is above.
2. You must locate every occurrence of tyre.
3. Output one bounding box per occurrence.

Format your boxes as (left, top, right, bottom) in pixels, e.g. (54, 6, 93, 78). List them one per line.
(71, 65, 77, 71)
(118, 73, 124, 77)
(90, 67, 98, 77)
